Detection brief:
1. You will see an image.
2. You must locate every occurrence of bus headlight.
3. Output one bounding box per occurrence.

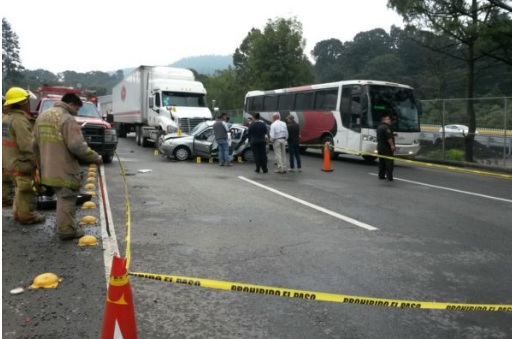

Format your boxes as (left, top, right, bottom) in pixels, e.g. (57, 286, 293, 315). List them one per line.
(362, 134, 377, 142)
(104, 129, 117, 142)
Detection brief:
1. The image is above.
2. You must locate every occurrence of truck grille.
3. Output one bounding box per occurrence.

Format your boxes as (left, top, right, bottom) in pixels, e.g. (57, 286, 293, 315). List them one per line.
(82, 125, 105, 143)
(179, 118, 209, 134)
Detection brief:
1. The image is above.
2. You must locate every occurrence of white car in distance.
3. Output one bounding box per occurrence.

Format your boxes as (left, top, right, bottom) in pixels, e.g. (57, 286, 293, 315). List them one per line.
(438, 124, 479, 137)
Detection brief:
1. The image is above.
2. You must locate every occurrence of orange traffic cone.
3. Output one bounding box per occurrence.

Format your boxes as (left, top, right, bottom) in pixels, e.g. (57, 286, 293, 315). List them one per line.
(321, 142, 334, 172)
(101, 255, 138, 339)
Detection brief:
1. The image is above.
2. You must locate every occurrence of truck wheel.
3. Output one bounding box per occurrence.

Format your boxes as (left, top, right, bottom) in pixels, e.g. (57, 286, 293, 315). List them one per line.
(141, 137, 151, 148)
(136, 126, 142, 146)
(102, 152, 114, 164)
(117, 124, 127, 138)
(156, 131, 165, 150)
(173, 146, 191, 161)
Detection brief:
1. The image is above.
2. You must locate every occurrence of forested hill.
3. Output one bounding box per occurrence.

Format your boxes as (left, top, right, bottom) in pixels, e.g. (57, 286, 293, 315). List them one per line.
(170, 55, 232, 75)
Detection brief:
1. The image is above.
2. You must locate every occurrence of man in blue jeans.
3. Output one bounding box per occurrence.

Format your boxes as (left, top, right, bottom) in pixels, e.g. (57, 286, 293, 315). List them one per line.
(213, 113, 231, 166)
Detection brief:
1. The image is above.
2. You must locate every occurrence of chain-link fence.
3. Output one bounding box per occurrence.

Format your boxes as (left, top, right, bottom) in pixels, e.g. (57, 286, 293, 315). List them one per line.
(418, 97, 511, 167)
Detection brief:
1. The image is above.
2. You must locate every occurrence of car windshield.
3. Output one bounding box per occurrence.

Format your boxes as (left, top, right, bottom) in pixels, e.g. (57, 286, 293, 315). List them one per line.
(41, 100, 100, 118)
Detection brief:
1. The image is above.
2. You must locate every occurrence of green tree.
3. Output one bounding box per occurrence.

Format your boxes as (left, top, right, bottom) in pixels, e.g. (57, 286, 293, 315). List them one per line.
(311, 38, 345, 82)
(341, 28, 395, 78)
(388, 0, 511, 162)
(2, 18, 25, 93)
(204, 68, 245, 111)
(233, 17, 314, 91)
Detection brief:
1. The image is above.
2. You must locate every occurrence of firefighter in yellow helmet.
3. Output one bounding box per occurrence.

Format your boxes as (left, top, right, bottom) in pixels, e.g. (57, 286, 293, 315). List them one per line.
(33, 92, 102, 240)
(2, 96, 16, 207)
(2, 87, 46, 224)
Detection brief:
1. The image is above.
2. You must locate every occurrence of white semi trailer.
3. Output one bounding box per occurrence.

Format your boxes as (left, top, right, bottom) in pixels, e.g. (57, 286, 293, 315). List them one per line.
(111, 66, 212, 148)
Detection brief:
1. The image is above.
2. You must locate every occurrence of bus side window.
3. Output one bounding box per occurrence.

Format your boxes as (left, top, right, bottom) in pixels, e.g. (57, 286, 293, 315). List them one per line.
(295, 92, 314, 111)
(340, 87, 351, 128)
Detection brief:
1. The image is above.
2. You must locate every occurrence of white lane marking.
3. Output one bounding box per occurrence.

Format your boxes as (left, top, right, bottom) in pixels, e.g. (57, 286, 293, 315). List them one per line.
(369, 173, 512, 203)
(238, 176, 378, 231)
(99, 165, 121, 286)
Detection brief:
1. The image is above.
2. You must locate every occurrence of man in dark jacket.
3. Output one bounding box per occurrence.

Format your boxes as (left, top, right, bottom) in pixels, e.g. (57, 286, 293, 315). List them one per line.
(376, 114, 396, 181)
(286, 115, 301, 172)
(247, 113, 269, 173)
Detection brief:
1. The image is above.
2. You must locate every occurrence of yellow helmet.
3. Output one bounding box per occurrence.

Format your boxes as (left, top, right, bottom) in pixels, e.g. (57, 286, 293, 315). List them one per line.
(4, 87, 29, 106)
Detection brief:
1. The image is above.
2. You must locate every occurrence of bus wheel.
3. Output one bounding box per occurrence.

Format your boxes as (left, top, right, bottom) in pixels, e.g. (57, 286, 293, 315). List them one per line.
(362, 155, 377, 163)
(321, 136, 335, 160)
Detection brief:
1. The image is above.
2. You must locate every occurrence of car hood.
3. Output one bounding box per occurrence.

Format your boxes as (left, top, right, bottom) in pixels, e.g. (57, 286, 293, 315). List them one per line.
(75, 116, 112, 128)
(162, 132, 192, 141)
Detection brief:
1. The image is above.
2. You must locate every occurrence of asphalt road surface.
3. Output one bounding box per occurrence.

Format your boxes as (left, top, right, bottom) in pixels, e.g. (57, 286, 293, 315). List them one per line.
(3, 135, 512, 338)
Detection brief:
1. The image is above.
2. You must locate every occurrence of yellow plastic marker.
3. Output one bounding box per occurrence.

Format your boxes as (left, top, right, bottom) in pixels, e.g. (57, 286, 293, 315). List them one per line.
(29, 273, 62, 289)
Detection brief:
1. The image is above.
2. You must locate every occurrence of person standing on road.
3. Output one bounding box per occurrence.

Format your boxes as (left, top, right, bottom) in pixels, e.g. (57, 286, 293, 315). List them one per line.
(376, 114, 396, 181)
(286, 115, 301, 172)
(33, 93, 102, 240)
(247, 113, 269, 173)
(2, 96, 15, 207)
(269, 112, 288, 173)
(213, 112, 231, 166)
(2, 87, 46, 224)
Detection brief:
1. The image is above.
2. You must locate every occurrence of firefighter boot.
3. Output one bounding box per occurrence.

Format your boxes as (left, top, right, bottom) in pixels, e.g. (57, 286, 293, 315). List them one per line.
(58, 226, 85, 241)
(18, 212, 46, 225)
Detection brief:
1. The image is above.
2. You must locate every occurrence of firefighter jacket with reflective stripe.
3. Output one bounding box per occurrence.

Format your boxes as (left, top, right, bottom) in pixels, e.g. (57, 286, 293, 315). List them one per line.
(33, 102, 99, 189)
(2, 109, 36, 176)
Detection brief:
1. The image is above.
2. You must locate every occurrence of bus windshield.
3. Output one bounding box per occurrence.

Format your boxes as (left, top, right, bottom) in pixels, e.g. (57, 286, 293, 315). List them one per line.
(367, 85, 420, 132)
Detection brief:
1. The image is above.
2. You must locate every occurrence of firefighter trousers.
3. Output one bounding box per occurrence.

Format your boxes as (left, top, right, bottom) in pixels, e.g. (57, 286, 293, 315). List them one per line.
(12, 175, 37, 221)
(54, 187, 80, 233)
(2, 168, 15, 206)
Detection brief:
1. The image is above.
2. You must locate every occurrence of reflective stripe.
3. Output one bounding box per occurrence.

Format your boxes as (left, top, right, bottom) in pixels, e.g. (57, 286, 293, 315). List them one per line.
(5, 169, 31, 177)
(41, 177, 81, 189)
(2, 139, 17, 147)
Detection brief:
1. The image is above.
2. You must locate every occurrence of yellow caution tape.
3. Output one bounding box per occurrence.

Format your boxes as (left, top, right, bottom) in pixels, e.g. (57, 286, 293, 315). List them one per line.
(310, 143, 512, 180)
(129, 272, 512, 312)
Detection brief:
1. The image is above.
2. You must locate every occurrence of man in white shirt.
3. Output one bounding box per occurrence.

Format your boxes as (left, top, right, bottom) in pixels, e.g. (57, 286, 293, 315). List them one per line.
(269, 113, 288, 173)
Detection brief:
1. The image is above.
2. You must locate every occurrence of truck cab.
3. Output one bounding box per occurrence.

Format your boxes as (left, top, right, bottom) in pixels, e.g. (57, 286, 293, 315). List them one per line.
(34, 96, 118, 163)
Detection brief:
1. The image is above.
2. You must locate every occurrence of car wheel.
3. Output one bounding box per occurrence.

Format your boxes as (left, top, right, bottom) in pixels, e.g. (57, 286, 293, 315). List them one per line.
(242, 148, 255, 162)
(174, 146, 191, 161)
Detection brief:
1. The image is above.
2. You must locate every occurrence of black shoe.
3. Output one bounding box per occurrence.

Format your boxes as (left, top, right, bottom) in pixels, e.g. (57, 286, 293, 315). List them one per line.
(76, 193, 92, 205)
(387, 178, 393, 181)
(379, 176, 386, 180)
(263, 169, 268, 173)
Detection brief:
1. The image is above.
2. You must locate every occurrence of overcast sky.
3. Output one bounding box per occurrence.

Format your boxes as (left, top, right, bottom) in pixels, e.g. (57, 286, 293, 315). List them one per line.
(3, 0, 404, 74)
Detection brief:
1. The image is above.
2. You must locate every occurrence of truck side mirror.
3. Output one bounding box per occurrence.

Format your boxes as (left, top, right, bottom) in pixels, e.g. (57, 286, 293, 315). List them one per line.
(106, 113, 114, 123)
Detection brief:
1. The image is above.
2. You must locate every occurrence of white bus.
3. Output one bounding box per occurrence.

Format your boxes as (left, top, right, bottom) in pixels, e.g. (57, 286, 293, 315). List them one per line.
(244, 80, 421, 161)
